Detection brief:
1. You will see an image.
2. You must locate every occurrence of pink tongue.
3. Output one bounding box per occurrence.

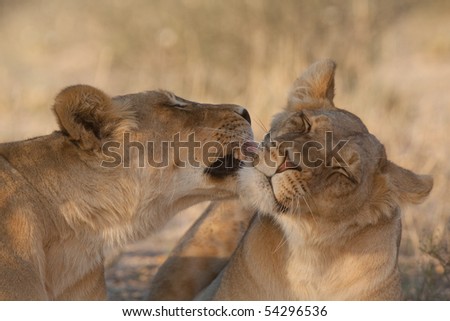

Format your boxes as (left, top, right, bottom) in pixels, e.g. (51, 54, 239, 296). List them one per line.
(242, 141, 259, 154)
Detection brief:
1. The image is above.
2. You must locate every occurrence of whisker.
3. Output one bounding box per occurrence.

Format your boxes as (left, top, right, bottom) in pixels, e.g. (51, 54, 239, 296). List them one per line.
(303, 194, 318, 225)
(273, 230, 288, 254)
(294, 196, 301, 214)
(307, 193, 320, 213)
(254, 117, 269, 133)
(290, 197, 297, 215)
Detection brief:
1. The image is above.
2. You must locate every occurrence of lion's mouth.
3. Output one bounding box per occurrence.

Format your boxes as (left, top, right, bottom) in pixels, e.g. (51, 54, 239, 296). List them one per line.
(204, 153, 242, 178)
(204, 141, 257, 178)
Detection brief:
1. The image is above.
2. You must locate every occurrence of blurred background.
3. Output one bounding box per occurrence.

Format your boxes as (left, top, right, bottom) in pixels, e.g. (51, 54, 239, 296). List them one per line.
(0, 0, 448, 300)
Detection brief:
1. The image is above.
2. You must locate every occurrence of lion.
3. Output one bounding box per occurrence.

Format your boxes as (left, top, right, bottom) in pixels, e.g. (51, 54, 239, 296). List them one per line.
(148, 60, 433, 300)
(0, 84, 252, 300)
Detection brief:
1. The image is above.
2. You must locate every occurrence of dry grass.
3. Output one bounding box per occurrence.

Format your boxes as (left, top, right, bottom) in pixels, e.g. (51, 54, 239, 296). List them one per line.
(0, 0, 449, 300)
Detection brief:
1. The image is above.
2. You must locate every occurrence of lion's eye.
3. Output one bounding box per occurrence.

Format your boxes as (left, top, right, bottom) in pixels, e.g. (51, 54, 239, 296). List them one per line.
(329, 167, 358, 184)
(162, 91, 189, 108)
(171, 103, 187, 108)
(302, 114, 311, 133)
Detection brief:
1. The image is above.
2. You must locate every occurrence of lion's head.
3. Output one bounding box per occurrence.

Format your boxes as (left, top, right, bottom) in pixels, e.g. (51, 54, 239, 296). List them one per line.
(52, 85, 253, 233)
(240, 60, 432, 231)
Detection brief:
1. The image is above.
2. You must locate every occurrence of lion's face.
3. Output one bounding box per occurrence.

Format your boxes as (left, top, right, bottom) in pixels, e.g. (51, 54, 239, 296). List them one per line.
(53, 85, 253, 206)
(240, 107, 384, 221)
(239, 60, 432, 226)
(112, 90, 253, 199)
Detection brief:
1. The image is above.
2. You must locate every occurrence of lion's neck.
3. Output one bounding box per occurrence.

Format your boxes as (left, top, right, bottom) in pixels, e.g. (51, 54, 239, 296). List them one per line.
(212, 214, 293, 300)
(274, 211, 401, 300)
(1, 134, 185, 299)
(3, 134, 170, 245)
(2, 134, 176, 266)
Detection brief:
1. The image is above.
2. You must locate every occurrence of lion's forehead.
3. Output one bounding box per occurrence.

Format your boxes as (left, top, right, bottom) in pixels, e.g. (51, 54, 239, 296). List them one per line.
(270, 108, 385, 166)
(112, 90, 181, 107)
(272, 108, 369, 139)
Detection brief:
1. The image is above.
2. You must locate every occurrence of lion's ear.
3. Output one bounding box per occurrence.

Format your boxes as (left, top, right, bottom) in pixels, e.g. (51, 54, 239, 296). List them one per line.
(383, 160, 433, 205)
(53, 85, 136, 150)
(287, 59, 336, 111)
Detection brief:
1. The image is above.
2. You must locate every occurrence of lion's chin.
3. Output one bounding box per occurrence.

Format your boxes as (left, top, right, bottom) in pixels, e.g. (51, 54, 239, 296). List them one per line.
(237, 167, 281, 215)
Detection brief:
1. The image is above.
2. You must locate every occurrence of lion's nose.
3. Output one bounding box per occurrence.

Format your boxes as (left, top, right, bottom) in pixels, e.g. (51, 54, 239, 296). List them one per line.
(234, 107, 251, 125)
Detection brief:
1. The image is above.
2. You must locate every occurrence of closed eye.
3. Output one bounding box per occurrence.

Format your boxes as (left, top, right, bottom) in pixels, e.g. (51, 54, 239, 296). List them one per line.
(162, 91, 189, 108)
(171, 103, 188, 108)
(163, 102, 188, 109)
(302, 113, 311, 133)
(329, 166, 359, 184)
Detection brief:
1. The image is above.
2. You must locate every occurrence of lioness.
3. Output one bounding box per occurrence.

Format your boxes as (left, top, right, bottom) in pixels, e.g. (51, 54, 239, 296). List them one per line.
(0, 84, 252, 300)
(148, 60, 433, 300)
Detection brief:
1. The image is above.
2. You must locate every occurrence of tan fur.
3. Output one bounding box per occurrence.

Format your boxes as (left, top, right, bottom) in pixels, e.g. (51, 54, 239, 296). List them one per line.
(0, 85, 252, 300)
(147, 200, 253, 300)
(149, 60, 433, 300)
